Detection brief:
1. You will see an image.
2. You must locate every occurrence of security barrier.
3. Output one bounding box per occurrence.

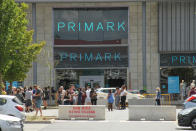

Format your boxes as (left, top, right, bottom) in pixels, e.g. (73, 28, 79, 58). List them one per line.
(58, 105, 105, 120)
(129, 105, 176, 121)
(128, 99, 155, 105)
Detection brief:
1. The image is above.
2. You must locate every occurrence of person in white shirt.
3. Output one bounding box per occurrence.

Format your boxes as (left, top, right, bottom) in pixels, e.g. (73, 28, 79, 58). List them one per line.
(85, 86, 91, 105)
(57, 86, 65, 105)
(120, 85, 127, 109)
(25, 87, 33, 112)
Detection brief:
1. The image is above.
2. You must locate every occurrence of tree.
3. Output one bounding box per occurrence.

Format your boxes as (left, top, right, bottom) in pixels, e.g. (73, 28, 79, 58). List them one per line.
(0, 0, 45, 93)
(4, 41, 45, 87)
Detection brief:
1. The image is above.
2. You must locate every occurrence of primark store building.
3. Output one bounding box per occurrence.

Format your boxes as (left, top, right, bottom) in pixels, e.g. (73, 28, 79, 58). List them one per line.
(16, 0, 196, 93)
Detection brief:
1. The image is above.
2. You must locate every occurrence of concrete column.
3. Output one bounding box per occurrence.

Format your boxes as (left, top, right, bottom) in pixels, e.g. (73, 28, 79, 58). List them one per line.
(142, 2, 147, 90)
(32, 3, 37, 85)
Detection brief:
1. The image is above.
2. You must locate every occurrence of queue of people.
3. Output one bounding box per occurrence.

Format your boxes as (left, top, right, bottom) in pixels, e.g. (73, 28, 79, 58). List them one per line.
(56, 85, 98, 106)
(1, 83, 130, 114)
(56, 84, 129, 112)
(110, 85, 128, 111)
(1, 85, 51, 116)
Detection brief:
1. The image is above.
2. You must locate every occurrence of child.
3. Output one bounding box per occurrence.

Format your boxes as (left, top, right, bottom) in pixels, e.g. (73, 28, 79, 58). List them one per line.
(107, 89, 114, 111)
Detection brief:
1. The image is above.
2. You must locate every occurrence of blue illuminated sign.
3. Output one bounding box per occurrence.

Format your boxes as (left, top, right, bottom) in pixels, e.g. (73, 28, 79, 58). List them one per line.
(171, 56, 196, 65)
(168, 76, 180, 94)
(59, 52, 121, 62)
(160, 54, 196, 66)
(57, 21, 126, 32)
(54, 46, 128, 68)
(54, 8, 128, 45)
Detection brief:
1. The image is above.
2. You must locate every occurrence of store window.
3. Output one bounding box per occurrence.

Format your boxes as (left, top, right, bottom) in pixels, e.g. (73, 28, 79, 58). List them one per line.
(55, 69, 127, 88)
(54, 8, 128, 45)
(160, 53, 196, 101)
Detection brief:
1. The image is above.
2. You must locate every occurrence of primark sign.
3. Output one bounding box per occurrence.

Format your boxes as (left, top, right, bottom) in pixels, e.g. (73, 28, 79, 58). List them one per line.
(57, 21, 126, 32)
(160, 53, 196, 67)
(54, 47, 128, 68)
(53, 8, 128, 45)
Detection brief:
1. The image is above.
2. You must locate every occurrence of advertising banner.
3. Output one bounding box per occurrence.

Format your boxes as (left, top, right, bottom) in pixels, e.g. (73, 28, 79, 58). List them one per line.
(168, 76, 180, 94)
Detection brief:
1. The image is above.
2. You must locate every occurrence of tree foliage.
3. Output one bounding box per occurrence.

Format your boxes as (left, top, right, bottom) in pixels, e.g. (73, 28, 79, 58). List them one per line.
(0, 0, 45, 93)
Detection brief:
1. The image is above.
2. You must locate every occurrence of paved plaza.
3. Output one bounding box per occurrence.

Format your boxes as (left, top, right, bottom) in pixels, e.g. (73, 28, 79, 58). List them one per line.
(24, 108, 192, 131)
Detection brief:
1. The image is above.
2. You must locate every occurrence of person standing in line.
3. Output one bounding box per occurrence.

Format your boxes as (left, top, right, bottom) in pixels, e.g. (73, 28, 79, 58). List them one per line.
(29, 87, 33, 112)
(81, 88, 86, 105)
(114, 87, 121, 110)
(77, 88, 82, 105)
(1, 87, 7, 95)
(90, 88, 97, 105)
(107, 89, 114, 111)
(15, 88, 24, 103)
(155, 87, 161, 106)
(32, 85, 37, 111)
(12, 87, 17, 96)
(43, 87, 49, 109)
(120, 85, 127, 109)
(21, 87, 26, 99)
(34, 86, 43, 117)
(85, 86, 92, 105)
(69, 84, 77, 105)
(56, 86, 65, 105)
(63, 89, 71, 105)
(25, 87, 32, 112)
(20, 87, 25, 103)
(51, 87, 56, 101)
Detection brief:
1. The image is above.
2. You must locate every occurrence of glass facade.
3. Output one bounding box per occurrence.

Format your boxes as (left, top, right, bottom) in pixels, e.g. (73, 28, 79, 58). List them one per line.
(53, 8, 129, 88)
(160, 53, 196, 94)
(55, 69, 127, 89)
(160, 68, 196, 100)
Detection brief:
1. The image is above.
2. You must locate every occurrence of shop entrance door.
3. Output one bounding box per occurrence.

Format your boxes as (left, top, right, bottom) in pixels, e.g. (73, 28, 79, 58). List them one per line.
(79, 76, 104, 88)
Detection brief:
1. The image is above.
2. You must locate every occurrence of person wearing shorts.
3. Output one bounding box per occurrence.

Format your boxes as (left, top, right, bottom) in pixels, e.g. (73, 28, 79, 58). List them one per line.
(33, 86, 43, 116)
(25, 87, 32, 112)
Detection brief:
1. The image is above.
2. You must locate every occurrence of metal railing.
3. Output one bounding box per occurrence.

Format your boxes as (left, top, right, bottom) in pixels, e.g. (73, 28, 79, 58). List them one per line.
(143, 94, 171, 105)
